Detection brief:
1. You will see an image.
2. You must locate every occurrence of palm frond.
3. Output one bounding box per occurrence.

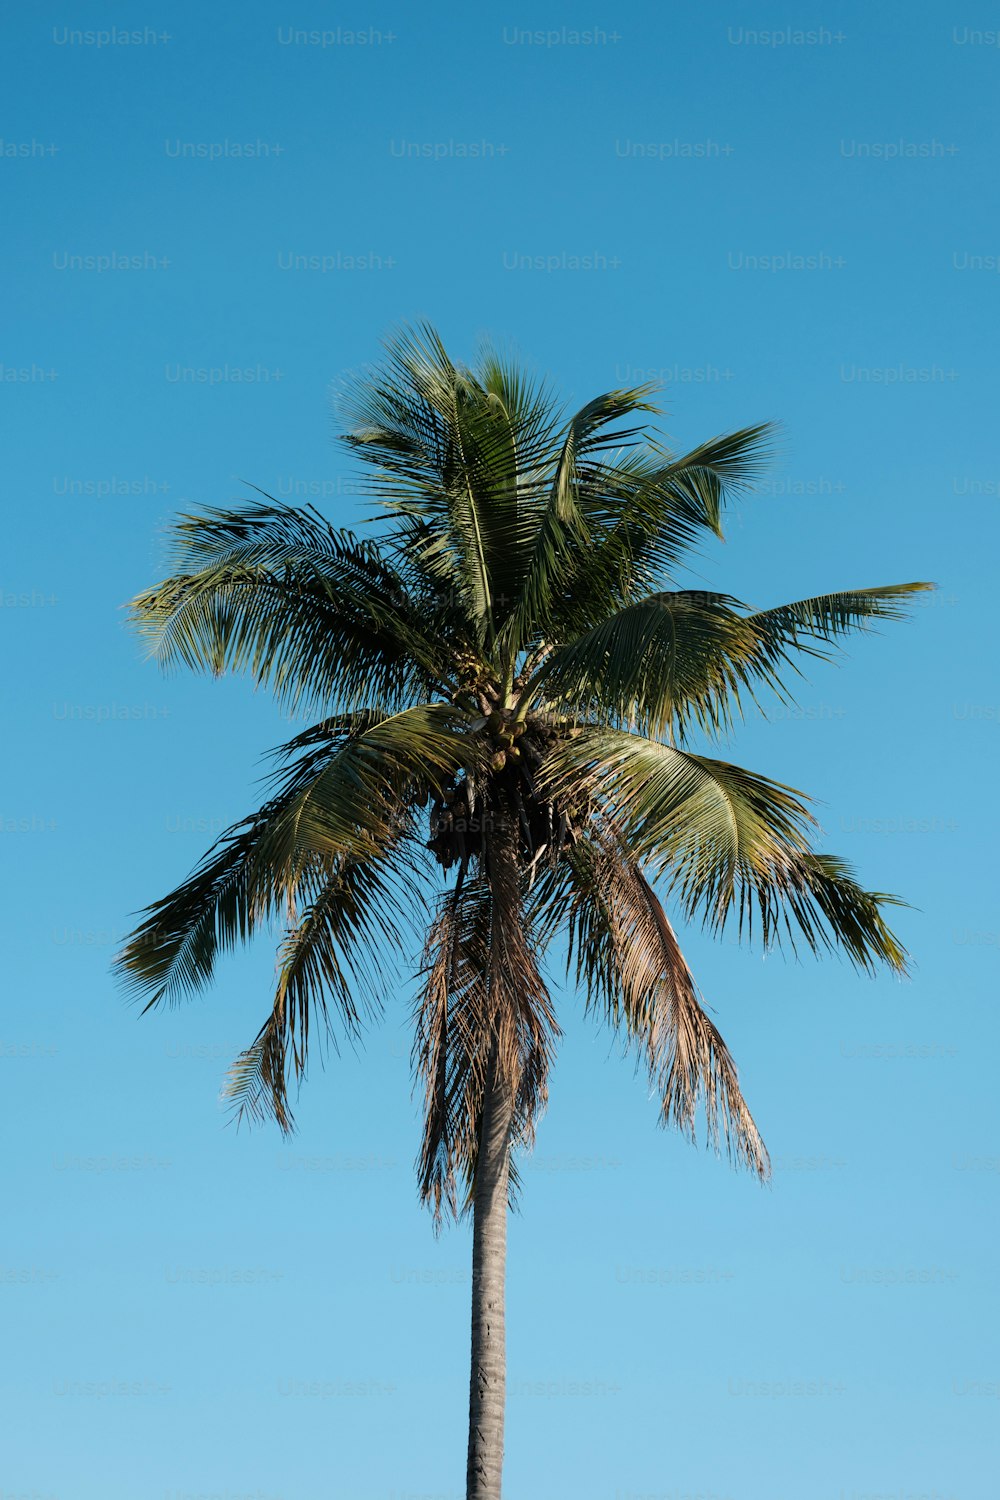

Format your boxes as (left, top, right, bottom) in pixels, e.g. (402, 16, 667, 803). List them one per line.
(537, 589, 789, 739)
(542, 728, 909, 970)
(129, 502, 447, 715)
(502, 387, 661, 649)
(652, 424, 775, 540)
(746, 583, 935, 647)
(535, 582, 934, 741)
(115, 704, 468, 1011)
(114, 783, 310, 1012)
(413, 869, 491, 1224)
(338, 324, 560, 648)
(512, 425, 775, 648)
(223, 852, 422, 1132)
(256, 703, 481, 874)
(544, 832, 769, 1177)
(220, 1016, 292, 1132)
(412, 827, 559, 1226)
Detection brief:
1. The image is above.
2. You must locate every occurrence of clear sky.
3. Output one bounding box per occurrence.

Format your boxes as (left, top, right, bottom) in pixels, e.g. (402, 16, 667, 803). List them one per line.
(3, 3, 998, 1498)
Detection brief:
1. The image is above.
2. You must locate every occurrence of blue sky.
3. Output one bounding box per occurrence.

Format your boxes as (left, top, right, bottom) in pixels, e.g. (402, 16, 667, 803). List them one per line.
(3, 3, 998, 1497)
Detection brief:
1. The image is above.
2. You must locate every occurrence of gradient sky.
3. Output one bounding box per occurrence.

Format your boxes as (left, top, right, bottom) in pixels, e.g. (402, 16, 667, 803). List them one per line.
(3, 4, 998, 1498)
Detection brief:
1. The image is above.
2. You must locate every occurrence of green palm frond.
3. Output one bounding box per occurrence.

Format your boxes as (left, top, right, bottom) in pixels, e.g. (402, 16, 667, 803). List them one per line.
(531, 425, 776, 641)
(535, 583, 933, 741)
(746, 583, 935, 647)
(338, 325, 560, 647)
(220, 1020, 292, 1132)
(115, 781, 314, 1012)
(542, 727, 909, 970)
(223, 851, 422, 1132)
(651, 424, 775, 541)
(129, 503, 446, 715)
(115, 704, 472, 1012)
(770, 851, 909, 973)
(257, 704, 481, 872)
(500, 386, 661, 650)
(537, 590, 787, 738)
(162, 496, 399, 585)
(543, 727, 815, 891)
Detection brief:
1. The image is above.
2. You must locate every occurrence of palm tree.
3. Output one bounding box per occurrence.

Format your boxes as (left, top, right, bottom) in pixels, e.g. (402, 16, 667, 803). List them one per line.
(116, 325, 926, 1499)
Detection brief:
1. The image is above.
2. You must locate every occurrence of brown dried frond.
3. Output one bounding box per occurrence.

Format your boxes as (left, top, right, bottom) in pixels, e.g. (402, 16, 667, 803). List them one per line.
(563, 828, 770, 1180)
(413, 821, 560, 1226)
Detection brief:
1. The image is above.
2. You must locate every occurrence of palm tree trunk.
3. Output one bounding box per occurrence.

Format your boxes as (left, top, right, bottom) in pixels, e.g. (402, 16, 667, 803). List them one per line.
(466, 1051, 512, 1499)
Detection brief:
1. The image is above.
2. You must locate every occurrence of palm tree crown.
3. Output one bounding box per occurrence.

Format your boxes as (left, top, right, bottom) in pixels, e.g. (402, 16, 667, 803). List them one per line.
(117, 323, 926, 1222)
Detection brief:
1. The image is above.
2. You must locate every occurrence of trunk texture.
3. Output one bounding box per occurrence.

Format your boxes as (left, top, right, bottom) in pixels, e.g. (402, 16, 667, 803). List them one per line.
(466, 1057, 512, 1499)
